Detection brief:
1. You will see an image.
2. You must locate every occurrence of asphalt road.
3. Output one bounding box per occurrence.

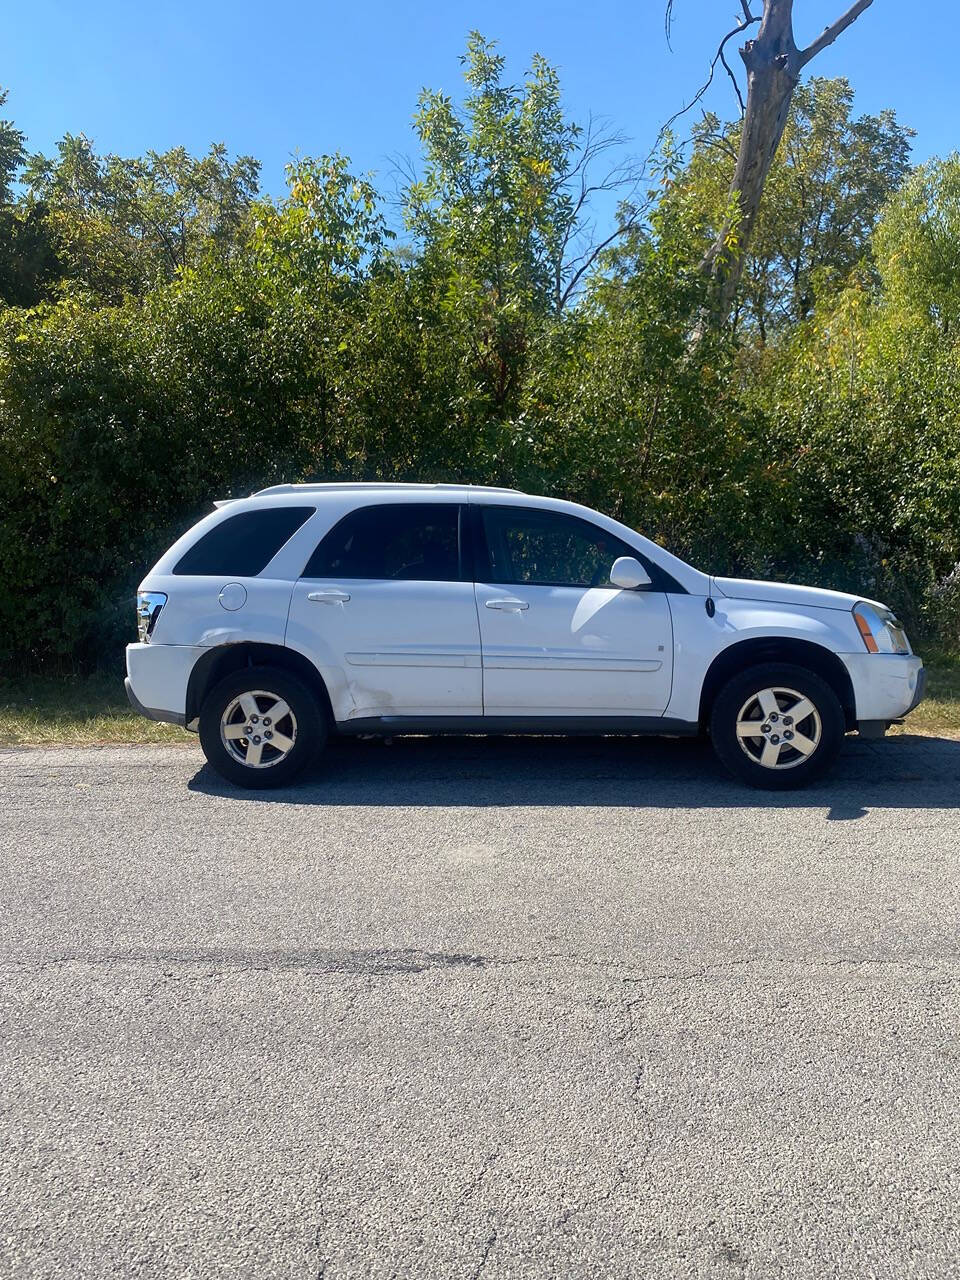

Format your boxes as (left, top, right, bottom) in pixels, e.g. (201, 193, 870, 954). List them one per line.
(2, 732, 960, 1279)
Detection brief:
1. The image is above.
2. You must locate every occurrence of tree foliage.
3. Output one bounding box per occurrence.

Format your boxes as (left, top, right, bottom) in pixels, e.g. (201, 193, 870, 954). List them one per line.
(873, 155, 960, 336)
(23, 135, 259, 302)
(403, 33, 638, 411)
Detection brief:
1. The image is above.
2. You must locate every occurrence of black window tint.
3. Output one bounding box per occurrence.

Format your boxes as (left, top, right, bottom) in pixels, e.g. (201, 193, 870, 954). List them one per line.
(304, 503, 461, 581)
(479, 507, 637, 588)
(174, 507, 314, 577)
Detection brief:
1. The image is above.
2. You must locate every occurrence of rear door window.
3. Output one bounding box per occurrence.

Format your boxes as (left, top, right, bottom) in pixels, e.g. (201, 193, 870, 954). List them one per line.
(303, 503, 463, 581)
(173, 507, 315, 576)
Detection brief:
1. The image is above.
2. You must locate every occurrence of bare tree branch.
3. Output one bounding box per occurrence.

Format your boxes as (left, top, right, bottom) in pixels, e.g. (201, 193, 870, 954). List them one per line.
(559, 221, 639, 310)
(718, 37, 746, 115)
(547, 115, 626, 195)
(799, 0, 875, 67)
(653, 13, 760, 151)
(700, 130, 740, 162)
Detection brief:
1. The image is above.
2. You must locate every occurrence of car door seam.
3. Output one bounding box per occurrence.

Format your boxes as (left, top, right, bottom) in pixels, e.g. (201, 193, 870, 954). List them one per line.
(468, 499, 488, 714)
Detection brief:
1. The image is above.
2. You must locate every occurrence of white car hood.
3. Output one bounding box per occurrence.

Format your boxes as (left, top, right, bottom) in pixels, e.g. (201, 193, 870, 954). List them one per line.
(713, 576, 882, 613)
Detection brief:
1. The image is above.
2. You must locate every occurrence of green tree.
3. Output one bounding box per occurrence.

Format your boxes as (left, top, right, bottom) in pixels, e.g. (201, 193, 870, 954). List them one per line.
(23, 136, 260, 302)
(521, 179, 751, 565)
(0, 86, 26, 203)
(251, 153, 394, 473)
(873, 154, 960, 337)
(0, 87, 60, 307)
(404, 33, 636, 411)
(253, 153, 389, 297)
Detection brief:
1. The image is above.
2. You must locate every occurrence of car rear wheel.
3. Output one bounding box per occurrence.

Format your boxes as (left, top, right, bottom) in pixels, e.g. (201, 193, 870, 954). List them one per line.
(710, 663, 845, 789)
(198, 666, 325, 788)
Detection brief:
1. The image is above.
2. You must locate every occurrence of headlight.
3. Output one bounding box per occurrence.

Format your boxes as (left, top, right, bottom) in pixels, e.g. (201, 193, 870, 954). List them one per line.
(136, 591, 167, 642)
(853, 602, 910, 655)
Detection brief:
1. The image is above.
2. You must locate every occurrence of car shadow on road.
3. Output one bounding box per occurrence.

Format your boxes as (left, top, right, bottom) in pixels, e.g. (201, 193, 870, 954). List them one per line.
(186, 732, 960, 821)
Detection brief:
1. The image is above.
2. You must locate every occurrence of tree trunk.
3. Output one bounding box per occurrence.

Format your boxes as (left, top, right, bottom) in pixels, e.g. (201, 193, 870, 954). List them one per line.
(701, 0, 799, 321)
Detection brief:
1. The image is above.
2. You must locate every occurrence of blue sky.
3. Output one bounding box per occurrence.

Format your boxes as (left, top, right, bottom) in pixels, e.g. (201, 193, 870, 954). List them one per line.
(5, 0, 957, 216)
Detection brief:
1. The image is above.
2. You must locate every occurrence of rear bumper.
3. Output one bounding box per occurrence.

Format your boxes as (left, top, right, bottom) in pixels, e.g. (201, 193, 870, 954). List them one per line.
(124, 677, 185, 726)
(841, 652, 925, 724)
(125, 642, 206, 727)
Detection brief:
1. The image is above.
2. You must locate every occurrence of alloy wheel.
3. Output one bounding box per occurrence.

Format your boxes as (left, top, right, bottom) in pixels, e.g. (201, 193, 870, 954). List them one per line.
(219, 689, 298, 769)
(735, 685, 822, 771)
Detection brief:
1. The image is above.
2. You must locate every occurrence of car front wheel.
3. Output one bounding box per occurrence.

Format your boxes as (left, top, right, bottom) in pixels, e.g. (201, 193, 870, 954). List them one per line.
(709, 663, 845, 789)
(198, 665, 326, 788)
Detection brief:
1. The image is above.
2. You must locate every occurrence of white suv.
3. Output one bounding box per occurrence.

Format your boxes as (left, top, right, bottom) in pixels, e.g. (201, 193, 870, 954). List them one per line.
(126, 483, 925, 790)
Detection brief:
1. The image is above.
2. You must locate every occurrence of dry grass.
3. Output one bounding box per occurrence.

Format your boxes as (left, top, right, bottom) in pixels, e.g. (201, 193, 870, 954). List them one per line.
(1, 658, 958, 747)
(0, 672, 188, 746)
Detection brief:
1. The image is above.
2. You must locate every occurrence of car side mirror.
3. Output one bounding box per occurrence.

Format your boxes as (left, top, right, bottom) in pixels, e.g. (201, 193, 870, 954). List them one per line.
(609, 556, 652, 590)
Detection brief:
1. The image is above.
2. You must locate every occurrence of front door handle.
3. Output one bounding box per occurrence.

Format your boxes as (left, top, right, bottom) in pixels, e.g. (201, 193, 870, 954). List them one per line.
(307, 589, 351, 604)
(485, 598, 529, 612)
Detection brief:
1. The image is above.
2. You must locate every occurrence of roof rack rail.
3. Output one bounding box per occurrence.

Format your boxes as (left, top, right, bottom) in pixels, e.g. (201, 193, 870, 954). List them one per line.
(253, 482, 521, 496)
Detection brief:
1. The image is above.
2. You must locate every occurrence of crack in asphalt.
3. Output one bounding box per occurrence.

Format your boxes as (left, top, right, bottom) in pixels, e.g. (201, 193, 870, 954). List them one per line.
(504, 984, 661, 1258)
(0, 947, 492, 977)
(616, 989, 655, 1171)
(471, 1226, 499, 1279)
(460, 1151, 502, 1202)
(313, 1175, 328, 1280)
(2, 949, 960, 987)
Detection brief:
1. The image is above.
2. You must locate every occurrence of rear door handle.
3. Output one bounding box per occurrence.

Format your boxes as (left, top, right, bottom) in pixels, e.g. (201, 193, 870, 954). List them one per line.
(307, 589, 351, 604)
(485, 598, 529, 612)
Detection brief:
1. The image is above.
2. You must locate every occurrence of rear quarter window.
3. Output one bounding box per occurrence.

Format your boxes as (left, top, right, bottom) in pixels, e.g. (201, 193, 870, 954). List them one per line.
(173, 506, 315, 577)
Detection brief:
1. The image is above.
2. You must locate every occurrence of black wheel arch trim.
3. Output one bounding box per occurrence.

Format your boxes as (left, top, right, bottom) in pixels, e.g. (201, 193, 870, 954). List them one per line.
(186, 642, 333, 726)
(698, 638, 857, 732)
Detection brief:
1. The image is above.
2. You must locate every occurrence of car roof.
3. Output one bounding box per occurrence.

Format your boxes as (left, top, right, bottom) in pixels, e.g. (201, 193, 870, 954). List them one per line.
(259, 481, 520, 496)
(211, 483, 521, 509)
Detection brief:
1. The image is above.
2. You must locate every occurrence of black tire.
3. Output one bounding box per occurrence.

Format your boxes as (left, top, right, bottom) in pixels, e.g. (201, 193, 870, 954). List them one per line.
(198, 665, 326, 789)
(709, 662, 845, 790)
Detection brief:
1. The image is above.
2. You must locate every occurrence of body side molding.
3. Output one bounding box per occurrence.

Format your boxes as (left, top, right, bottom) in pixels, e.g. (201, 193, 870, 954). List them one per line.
(335, 714, 700, 737)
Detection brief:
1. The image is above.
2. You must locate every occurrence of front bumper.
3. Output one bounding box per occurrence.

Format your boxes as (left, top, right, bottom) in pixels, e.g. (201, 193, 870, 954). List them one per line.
(905, 665, 927, 714)
(125, 642, 206, 728)
(840, 652, 925, 725)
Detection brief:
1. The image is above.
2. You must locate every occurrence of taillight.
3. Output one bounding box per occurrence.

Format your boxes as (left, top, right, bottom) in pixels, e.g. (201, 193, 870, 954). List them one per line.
(136, 591, 167, 642)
